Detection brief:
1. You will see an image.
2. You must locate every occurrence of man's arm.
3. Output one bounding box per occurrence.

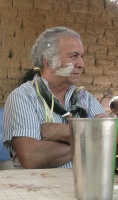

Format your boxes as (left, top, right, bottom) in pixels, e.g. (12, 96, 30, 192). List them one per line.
(4, 92, 72, 169)
(94, 114, 108, 118)
(41, 123, 70, 144)
(11, 136, 71, 169)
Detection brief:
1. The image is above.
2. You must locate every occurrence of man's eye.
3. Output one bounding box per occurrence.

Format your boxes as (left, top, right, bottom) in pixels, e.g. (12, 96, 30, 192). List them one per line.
(72, 54, 77, 58)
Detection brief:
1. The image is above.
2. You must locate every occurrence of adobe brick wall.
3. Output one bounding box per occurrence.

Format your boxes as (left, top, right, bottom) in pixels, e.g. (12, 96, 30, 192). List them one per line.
(0, 0, 118, 113)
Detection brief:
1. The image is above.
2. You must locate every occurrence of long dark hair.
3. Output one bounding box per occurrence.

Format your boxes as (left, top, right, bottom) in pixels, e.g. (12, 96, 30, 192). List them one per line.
(21, 67, 41, 84)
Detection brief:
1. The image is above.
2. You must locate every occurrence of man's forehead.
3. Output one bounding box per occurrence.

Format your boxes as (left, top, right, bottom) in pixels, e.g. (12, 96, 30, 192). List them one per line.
(59, 35, 81, 43)
(59, 36, 84, 51)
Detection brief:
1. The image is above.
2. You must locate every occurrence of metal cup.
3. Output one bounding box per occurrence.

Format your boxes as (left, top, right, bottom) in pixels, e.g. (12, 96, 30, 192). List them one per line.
(68, 118, 118, 200)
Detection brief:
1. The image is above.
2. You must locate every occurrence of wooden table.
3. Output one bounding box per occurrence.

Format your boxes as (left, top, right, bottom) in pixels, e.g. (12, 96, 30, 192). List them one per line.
(0, 169, 118, 200)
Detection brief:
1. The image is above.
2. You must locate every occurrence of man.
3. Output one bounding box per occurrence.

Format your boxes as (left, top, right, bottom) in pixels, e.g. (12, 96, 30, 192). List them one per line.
(109, 96, 118, 174)
(109, 96, 118, 117)
(3, 27, 107, 169)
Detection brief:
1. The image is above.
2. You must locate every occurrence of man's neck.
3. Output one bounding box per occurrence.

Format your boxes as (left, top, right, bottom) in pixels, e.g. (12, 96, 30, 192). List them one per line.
(42, 74, 70, 93)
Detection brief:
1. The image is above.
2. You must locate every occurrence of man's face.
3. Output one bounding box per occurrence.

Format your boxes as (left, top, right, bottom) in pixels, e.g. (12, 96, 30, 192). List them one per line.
(111, 101, 118, 117)
(55, 35, 85, 85)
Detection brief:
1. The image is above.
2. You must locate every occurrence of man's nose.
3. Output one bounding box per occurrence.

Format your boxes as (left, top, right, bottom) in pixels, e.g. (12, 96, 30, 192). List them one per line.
(75, 56, 85, 68)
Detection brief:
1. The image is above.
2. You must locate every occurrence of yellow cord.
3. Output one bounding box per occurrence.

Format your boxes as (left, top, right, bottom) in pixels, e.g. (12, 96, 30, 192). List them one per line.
(76, 86, 85, 94)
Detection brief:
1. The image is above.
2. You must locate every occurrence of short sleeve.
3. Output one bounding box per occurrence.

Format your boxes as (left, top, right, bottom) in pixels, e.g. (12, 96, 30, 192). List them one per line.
(4, 91, 41, 150)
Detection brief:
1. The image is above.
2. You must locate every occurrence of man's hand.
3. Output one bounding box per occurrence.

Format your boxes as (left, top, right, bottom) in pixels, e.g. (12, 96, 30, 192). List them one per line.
(94, 113, 109, 118)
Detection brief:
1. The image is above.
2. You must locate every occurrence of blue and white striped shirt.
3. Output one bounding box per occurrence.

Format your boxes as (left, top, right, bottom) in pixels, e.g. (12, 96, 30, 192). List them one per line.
(3, 78, 106, 169)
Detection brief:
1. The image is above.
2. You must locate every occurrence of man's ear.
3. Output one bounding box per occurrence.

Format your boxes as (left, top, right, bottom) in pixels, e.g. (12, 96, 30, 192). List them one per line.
(43, 58, 53, 73)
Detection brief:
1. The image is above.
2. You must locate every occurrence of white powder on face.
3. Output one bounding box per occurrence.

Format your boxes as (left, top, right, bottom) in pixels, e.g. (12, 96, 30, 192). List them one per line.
(55, 63, 74, 76)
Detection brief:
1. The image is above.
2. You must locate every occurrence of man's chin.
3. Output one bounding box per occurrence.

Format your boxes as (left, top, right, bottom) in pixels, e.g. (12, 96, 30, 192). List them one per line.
(71, 79, 80, 85)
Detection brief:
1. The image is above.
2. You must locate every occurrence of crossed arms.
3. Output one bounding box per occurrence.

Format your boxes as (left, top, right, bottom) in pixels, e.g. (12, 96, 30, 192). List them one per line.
(11, 123, 72, 169)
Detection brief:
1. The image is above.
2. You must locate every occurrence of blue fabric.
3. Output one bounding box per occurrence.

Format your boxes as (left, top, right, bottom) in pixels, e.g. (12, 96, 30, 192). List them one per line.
(0, 108, 10, 161)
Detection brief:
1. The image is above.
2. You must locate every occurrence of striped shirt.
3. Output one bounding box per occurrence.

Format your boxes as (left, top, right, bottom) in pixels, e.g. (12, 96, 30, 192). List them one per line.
(3, 78, 106, 169)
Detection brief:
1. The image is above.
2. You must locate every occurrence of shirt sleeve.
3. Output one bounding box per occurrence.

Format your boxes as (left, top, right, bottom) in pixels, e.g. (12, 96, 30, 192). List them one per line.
(3, 91, 41, 149)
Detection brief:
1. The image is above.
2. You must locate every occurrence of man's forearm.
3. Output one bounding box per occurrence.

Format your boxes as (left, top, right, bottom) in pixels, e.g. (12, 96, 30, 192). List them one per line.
(41, 123, 70, 144)
(35, 140, 72, 168)
(12, 137, 72, 169)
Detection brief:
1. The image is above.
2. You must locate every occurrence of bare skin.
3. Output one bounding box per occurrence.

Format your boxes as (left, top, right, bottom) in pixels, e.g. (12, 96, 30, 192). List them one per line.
(12, 121, 71, 168)
(41, 123, 70, 144)
(11, 36, 107, 169)
(12, 137, 71, 169)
